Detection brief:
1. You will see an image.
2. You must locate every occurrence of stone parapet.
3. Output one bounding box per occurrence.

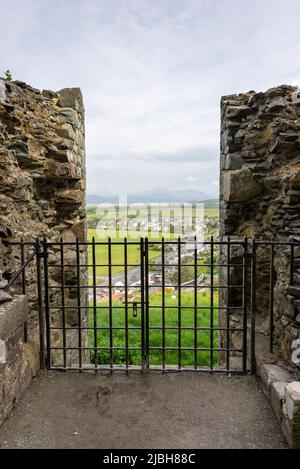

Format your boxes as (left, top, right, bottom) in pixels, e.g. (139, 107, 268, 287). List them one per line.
(219, 85, 300, 368)
(0, 295, 39, 426)
(257, 358, 300, 448)
(0, 78, 88, 364)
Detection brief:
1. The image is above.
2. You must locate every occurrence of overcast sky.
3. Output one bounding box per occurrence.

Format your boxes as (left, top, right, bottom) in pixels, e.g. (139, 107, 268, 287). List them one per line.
(1, 0, 300, 196)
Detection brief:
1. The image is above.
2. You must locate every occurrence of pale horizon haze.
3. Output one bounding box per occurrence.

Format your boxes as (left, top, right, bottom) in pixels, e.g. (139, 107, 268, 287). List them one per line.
(1, 0, 300, 197)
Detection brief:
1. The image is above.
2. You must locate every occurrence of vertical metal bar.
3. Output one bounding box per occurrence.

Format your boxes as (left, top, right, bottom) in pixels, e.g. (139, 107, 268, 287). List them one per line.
(35, 238, 45, 369)
(145, 237, 150, 370)
(108, 237, 113, 372)
(210, 235, 214, 371)
(162, 237, 166, 371)
(269, 241, 275, 354)
(250, 238, 257, 374)
(290, 242, 294, 286)
(147, 204, 151, 239)
(178, 237, 182, 370)
(60, 238, 67, 370)
(76, 238, 82, 371)
(226, 236, 230, 372)
(92, 237, 98, 370)
(124, 238, 129, 372)
(140, 238, 146, 373)
(194, 235, 198, 370)
(21, 238, 27, 342)
(242, 237, 248, 373)
(21, 238, 26, 294)
(43, 237, 51, 370)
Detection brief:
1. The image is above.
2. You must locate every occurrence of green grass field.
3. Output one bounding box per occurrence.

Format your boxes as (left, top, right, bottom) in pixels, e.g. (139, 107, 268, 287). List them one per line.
(87, 205, 219, 223)
(205, 207, 218, 218)
(88, 289, 218, 368)
(87, 228, 164, 276)
(87, 228, 218, 278)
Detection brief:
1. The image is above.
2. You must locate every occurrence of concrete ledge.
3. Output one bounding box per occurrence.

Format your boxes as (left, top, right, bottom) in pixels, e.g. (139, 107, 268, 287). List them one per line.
(259, 364, 294, 398)
(0, 295, 28, 340)
(283, 382, 300, 448)
(257, 362, 300, 448)
(255, 331, 300, 448)
(0, 294, 39, 426)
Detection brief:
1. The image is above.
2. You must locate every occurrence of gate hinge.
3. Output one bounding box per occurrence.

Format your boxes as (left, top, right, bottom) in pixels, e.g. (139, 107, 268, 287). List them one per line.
(38, 251, 47, 259)
(243, 251, 253, 258)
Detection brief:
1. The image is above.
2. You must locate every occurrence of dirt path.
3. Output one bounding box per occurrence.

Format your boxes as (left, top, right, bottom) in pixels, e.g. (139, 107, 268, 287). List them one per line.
(0, 371, 287, 449)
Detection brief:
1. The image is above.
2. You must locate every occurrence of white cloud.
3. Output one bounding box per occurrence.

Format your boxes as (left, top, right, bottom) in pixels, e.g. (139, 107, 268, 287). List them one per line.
(185, 176, 197, 183)
(1, 0, 300, 195)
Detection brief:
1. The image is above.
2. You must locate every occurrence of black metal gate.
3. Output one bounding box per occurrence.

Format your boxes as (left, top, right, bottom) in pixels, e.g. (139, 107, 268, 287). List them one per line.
(4, 237, 298, 373)
(12, 237, 252, 373)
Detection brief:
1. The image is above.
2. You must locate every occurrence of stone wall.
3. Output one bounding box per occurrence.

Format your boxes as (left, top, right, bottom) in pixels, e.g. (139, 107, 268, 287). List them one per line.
(220, 85, 300, 372)
(0, 78, 87, 364)
(0, 295, 39, 426)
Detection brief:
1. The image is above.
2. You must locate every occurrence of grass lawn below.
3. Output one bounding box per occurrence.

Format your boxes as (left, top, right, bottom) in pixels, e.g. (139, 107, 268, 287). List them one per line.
(88, 289, 219, 368)
(87, 228, 169, 276)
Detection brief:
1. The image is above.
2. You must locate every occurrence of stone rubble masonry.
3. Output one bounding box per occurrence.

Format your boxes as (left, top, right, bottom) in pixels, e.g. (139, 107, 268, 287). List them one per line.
(219, 84, 300, 365)
(219, 84, 300, 447)
(258, 362, 300, 448)
(220, 85, 300, 239)
(0, 295, 39, 426)
(0, 78, 88, 363)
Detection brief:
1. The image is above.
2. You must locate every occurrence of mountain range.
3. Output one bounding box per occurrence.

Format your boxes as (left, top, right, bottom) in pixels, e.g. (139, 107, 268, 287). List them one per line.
(87, 189, 215, 204)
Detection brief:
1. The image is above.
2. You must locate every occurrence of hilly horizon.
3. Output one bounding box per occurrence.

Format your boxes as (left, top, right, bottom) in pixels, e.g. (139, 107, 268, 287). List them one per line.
(87, 188, 217, 204)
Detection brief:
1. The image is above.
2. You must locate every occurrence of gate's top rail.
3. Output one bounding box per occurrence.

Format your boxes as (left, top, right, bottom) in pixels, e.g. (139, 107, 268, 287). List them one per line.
(7, 237, 300, 246)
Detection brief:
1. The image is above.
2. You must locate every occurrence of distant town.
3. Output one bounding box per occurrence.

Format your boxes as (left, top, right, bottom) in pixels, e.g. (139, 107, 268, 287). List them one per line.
(86, 200, 219, 303)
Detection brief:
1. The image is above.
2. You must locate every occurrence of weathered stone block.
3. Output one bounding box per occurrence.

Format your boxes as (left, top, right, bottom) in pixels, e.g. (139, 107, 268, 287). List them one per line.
(221, 168, 263, 202)
(0, 80, 6, 104)
(54, 123, 76, 140)
(57, 88, 84, 112)
(225, 105, 252, 119)
(0, 339, 6, 364)
(267, 98, 286, 113)
(284, 381, 300, 448)
(11, 174, 33, 202)
(59, 107, 80, 128)
(271, 381, 288, 422)
(56, 189, 83, 204)
(42, 89, 57, 99)
(224, 154, 244, 170)
(0, 295, 28, 341)
(23, 341, 40, 376)
(258, 364, 294, 397)
(0, 290, 12, 304)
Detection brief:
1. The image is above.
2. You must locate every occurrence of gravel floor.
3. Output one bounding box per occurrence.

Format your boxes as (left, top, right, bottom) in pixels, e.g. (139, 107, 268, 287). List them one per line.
(0, 371, 287, 449)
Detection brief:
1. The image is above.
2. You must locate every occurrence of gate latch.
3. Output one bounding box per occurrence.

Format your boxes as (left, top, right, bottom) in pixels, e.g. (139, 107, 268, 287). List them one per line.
(132, 302, 138, 317)
(123, 300, 143, 317)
